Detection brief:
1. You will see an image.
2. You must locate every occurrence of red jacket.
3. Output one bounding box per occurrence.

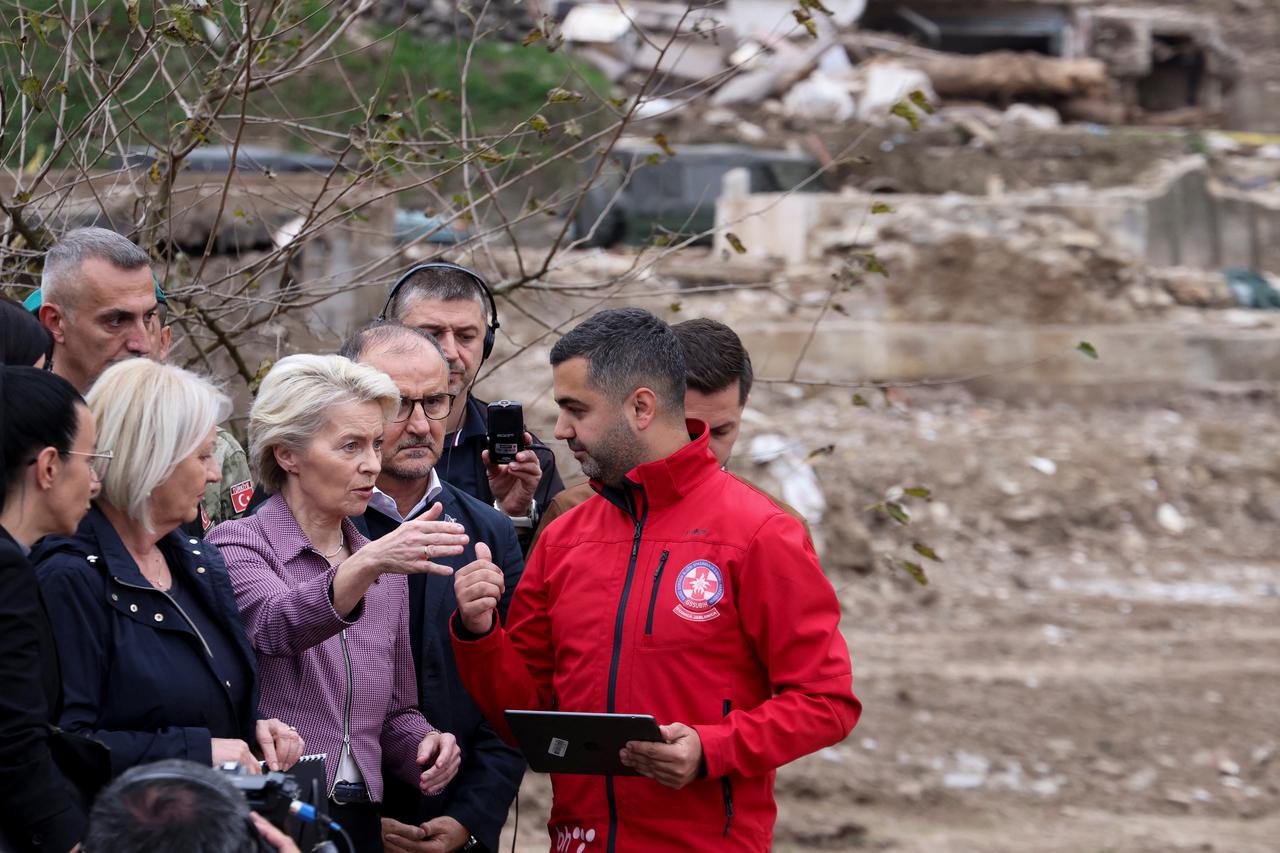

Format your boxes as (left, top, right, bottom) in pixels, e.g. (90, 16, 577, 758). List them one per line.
(452, 423, 860, 852)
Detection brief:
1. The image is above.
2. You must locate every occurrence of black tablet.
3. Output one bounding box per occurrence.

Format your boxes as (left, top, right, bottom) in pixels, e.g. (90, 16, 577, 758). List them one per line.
(504, 710, 663, 775)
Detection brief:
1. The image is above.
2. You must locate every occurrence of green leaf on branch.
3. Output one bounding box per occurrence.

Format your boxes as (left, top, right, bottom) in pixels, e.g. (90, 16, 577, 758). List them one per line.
(161, 5, 203, 44)
(427, 88, 456, 102)
(547, 87, 584, 103)
(1076, 341, 1099, 360)
(912, 542, 943, 562)
(885, 502, 910, 525)
(896, 560, 929, 585)
(908, 89, 936, 115)
(25, 13, 56, 47)
(528, 114, 550, 135)
(725, 232, 747, 254)
(20, 76, 43, 110)
(855, 251, 888, 277)
(798, 0, 835, 15)
(126, 0, 140, 29)
(653, 133, 676, 157)
(852, 393, 869, 407)
(903, 486, 932, 499)
(871, 201, 893, 215)
(792, 9, 818, 38)
(249, 359, 275, 395)
(890, 100, 921, 131)
(521, 27, 545, 47)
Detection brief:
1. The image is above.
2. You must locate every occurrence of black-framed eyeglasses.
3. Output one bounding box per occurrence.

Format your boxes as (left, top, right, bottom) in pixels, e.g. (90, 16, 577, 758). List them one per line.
(392, 393, 455, 423)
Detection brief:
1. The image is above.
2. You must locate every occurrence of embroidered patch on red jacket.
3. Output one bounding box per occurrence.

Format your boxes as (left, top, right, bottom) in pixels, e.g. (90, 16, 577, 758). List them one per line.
(230, 480, 255, 514)
(674, 559, 724, 623)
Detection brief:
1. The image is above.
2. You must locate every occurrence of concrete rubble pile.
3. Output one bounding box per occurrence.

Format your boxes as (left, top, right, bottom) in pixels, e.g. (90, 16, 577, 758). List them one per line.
(715, 152, 1280, 312)
(556, 0, 1244, 131)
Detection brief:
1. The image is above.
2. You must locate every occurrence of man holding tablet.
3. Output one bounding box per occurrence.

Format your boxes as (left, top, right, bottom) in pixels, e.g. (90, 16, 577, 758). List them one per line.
(451, 308, 860, 852)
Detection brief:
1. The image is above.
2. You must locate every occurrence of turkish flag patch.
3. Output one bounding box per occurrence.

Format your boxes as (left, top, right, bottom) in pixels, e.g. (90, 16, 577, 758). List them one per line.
(230, 480, 255, 514)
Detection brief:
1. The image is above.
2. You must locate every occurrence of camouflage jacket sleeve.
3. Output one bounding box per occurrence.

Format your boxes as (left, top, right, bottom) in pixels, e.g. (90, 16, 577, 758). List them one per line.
(200, 428, 255, 533)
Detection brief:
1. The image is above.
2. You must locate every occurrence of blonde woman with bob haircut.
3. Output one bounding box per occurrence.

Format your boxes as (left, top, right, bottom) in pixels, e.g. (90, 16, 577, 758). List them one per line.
(33, 359, 303, 783)
(209, 354, 464, 851)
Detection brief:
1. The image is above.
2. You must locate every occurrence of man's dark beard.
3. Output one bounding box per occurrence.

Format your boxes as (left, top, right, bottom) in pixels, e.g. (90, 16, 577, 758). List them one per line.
(577, 418, 642, 486)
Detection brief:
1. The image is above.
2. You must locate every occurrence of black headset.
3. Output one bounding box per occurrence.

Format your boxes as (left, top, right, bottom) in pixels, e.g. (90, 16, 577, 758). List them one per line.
(377, 261, 500, 361)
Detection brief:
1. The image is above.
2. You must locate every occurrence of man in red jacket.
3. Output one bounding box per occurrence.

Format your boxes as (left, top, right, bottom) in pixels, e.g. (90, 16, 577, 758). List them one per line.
(451, 308, 860, 852)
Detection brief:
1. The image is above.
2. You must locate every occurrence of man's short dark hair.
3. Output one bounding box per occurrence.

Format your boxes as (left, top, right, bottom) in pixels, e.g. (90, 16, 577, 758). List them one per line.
(339, 319, 447, 363)
(672, 318, 753, 405)
(550, 308, 685, 414)
(84, 759, 256, 853)
(385, 266, 487, 322)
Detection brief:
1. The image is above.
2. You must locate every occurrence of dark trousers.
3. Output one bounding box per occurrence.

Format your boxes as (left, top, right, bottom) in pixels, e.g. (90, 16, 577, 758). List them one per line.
(326, 800, 383, 853)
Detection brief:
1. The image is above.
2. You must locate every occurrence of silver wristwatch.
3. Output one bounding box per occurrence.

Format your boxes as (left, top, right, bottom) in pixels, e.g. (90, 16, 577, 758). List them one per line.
(495, 497, 539, 530)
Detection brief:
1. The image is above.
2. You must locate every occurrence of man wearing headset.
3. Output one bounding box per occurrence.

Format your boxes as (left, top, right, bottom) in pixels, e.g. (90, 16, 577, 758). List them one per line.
(379, 263, 564, 553)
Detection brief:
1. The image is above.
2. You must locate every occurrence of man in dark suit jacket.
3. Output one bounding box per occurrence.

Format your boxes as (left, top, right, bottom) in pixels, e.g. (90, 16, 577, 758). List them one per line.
(341, 322, 525, 853)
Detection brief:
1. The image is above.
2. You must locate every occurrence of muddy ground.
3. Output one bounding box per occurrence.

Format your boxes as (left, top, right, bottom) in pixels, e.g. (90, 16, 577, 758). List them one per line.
(494, 383, 1280, 852)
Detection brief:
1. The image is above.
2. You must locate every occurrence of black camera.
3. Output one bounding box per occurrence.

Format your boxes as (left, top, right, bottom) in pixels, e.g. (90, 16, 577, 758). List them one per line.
(217, 761, 341, 851)
(218, 763, 301, 829)
(487, 400, 525, 464)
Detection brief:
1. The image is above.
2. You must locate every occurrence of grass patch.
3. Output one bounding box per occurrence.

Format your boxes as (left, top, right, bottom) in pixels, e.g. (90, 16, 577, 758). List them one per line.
(0, 3, 610, 168)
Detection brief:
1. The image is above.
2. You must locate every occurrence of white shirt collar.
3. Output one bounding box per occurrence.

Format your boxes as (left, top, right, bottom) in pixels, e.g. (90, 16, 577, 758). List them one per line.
(368, 469, 443, 523)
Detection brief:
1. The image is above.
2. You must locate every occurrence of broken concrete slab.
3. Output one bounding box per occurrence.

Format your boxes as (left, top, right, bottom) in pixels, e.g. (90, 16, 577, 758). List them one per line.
(854, 62, 936, 123)
(711, 36, 836, 107)
(784, 73, 857, 123)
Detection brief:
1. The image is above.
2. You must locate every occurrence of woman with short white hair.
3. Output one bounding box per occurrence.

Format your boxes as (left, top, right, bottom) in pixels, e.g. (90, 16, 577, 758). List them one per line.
(208, 354, 464, 852)
(33, 359, 303, 781)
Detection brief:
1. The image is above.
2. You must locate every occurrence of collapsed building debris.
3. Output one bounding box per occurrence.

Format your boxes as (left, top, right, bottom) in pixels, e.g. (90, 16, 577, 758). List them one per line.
(557, 0, 1247, 130)
(715, 153, 1280, 315)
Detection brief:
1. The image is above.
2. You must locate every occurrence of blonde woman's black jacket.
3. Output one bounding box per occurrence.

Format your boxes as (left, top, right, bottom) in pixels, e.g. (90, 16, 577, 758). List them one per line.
(31, 506, 261, 777)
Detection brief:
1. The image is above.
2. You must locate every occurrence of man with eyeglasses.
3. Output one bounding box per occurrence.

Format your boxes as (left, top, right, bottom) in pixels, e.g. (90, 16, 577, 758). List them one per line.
(339, 321, 525, 853)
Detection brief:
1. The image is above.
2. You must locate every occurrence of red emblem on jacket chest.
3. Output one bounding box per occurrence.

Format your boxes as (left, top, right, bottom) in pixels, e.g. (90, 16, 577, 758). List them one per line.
(674, 560, 724, 622)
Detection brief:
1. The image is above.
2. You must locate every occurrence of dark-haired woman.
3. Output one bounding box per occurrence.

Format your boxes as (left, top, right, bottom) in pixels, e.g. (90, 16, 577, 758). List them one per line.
(0, 365, 105, 852)
(0, 296, 52, 367)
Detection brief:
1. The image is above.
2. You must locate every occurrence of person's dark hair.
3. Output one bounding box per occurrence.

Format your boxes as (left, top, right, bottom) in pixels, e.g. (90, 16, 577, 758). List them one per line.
(550, 308, 686, 414)
(385, 266, 487, 321)
(672, 318, 753, 405)
(0, 296, 52, 366)
(0, 366, 83, 514)
(83, 759, 256, 853)
(339, 319, 446, 363)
